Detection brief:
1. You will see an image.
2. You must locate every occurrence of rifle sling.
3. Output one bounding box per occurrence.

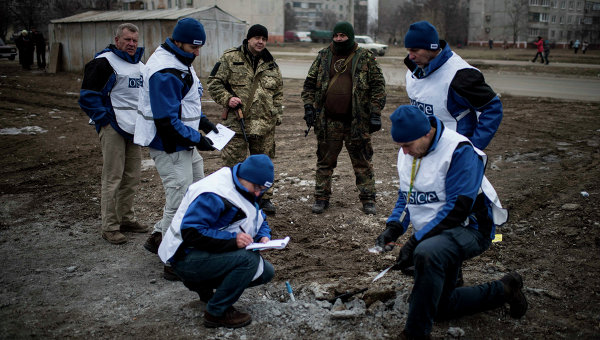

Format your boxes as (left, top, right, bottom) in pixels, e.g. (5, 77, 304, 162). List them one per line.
(323, 50, 356, 100)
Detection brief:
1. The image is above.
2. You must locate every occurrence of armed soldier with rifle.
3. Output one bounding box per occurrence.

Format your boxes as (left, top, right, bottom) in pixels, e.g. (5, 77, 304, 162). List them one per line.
(208, 24, 283, 215)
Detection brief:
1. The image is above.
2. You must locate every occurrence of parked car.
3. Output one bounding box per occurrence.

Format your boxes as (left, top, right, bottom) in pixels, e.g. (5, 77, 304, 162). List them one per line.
(296, 31, 311, 42)
(0, 38, 17, 60)
(284, 31, 300, 42)
(355, 35, 388, 56)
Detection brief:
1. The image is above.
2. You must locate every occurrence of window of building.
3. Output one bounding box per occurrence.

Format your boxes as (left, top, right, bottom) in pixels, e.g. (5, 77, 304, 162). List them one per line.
(567, 15, 572, 23)
(551, 15, 556, 22)
(542, 0, 550, 6)
(593, 3, 600, 10)
(569, 1, 573, 9)
(560, 15, 564, 23)
(529, 28, 540, 35)
(293, 2, 301, 7)
(553, 1, 558, 7)
(576, 1, 582, 10)
(560, 1, 566, 9)
(583, 17, 593, 24)
(529, 0, 538, 5)
(339, 4, 343, 10)
(551, 30, 555, 37)
(540, 13, 549, 21)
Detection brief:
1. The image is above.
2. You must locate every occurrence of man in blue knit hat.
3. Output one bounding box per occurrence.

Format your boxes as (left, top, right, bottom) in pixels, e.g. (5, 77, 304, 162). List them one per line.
(374, 106, 526, 339)
(158, 154, 276, 328)
(135, 18, 218, 280)
(403, 21, 503, 151)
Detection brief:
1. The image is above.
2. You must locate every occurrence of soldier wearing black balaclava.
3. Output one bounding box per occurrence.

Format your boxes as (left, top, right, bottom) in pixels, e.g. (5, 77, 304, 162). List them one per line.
(301, 21, 386, 216)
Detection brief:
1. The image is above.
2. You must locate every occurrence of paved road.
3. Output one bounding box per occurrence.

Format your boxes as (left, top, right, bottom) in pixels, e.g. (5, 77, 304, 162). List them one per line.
(274, 54, 600, 102)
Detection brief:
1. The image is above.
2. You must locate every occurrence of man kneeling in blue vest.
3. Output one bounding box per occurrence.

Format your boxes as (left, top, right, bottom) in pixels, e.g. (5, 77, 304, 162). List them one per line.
(158, 154, 275, 328)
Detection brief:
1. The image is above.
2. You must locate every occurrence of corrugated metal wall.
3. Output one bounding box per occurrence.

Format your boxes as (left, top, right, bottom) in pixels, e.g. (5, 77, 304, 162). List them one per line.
(49, 6, 247, 77)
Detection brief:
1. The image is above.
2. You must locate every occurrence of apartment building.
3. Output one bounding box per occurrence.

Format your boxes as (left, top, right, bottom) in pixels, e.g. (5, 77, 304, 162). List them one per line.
(132, 0, 284, 42)
(469, 0, 599, 48)
(284, 0, 354, 31)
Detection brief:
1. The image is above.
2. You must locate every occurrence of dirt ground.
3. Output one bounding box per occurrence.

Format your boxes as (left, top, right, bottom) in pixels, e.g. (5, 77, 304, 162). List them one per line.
(0, 58, 599, 339)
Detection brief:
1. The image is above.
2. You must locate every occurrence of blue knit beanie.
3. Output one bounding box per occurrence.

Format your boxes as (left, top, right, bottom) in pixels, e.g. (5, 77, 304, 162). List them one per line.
(404, 21, 439, 50)
(172, 18, 206, 46)
(237, 154, 274, 188)
(390, 105, 431, 143)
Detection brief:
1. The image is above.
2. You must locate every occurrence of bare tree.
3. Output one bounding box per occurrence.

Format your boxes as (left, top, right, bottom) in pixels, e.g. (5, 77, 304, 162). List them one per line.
(321, 9, 337, 30)
(506, 0, 527, 44)
(284, 3, 297, 32)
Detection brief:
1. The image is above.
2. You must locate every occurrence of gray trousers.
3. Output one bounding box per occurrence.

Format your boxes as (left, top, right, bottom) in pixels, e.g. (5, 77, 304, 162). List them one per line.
(149, 147, 204, 235)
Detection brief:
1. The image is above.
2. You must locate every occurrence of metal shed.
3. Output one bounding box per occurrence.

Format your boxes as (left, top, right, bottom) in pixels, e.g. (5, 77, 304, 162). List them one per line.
(49, 6, 247, 76)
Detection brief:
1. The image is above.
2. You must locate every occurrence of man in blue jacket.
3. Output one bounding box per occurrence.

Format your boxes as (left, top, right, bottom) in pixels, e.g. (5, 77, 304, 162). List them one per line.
(79, 23, 148, 244)
(135, 18, 218, 279)
(158, 154, 275, 328)
(374, 106, 526, 339)
(403, 21, 502, 150)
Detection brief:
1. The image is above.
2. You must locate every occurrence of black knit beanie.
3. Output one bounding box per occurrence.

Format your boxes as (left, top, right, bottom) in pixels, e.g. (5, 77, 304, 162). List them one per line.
(247, 24, 268, 40)
(332, 21, 355, 55)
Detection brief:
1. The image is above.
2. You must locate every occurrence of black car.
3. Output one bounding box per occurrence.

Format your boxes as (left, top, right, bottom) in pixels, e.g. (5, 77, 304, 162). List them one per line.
(0, 38, 17, 60)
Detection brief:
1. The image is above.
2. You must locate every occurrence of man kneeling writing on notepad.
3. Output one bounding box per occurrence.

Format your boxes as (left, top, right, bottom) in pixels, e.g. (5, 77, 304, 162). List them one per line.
(158, 154, 275, 328)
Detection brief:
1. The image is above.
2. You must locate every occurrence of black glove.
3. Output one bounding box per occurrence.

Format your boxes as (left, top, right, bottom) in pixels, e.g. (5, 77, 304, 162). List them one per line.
(369, 114, 382, 133)
(199, 116, 218, 134)
(391, 235, 418, 271)
(196, 136, 215, 151)
(303, 104, 316, 128)
(375, 220, 404, 252)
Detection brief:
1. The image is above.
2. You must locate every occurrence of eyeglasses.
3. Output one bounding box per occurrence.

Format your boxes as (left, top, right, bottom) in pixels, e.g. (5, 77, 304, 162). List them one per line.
(253, 183, 268, 193)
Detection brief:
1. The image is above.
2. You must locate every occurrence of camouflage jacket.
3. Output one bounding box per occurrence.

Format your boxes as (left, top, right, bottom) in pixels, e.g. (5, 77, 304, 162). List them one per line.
(301, 45, 386, 140)
(208, 44, 283, 136)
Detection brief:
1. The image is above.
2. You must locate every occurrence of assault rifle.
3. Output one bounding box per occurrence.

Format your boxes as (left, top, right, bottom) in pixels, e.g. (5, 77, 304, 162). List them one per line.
(220, 83, 249, 143)
(235, 105, 249, 143)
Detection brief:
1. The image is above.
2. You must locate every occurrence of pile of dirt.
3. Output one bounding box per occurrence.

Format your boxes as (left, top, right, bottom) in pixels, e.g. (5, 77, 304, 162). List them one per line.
(0, 60, 599, 339)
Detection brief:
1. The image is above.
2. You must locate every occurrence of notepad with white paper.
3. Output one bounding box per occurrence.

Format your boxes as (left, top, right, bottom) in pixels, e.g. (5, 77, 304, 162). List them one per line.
(246, 236, 290, 251)
(204, 124, 235, 151)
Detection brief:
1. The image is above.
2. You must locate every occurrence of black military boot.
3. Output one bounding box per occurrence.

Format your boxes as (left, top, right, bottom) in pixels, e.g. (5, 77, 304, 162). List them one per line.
(500, 271, 528, 318)
(311, 200, 329, 214)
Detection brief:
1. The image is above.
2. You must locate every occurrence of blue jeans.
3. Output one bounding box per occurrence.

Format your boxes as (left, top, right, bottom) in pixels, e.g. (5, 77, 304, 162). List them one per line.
(172, 248, 274, 316)
(405, 227, 505, 337)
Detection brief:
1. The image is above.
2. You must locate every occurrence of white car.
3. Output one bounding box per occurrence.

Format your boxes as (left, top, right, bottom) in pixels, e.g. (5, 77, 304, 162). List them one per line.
(355, 35, 388, 56)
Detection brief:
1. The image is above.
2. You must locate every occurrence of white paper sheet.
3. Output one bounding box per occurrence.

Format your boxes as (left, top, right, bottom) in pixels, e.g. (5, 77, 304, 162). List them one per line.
(205, 124, 235, 151)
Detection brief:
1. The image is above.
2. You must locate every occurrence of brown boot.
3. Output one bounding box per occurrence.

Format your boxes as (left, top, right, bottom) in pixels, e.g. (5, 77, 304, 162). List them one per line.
(143, 232, 162, 254)
(120, 221, 150, 233)
(102, 231, 127, 244)
(500, 271, 528, 318)
(163, 265, 181, 281)
(203, 306, 252, 328)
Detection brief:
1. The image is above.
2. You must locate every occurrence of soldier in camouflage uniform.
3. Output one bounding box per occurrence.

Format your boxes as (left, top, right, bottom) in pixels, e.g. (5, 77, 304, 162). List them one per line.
(301, 21, 386, 215)
(208, 24, 283, 215)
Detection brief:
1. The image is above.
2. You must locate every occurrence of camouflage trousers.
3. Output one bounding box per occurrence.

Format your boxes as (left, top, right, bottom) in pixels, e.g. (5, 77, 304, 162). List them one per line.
(221, 130, 276, 200)
(314, 121, 375, 203)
